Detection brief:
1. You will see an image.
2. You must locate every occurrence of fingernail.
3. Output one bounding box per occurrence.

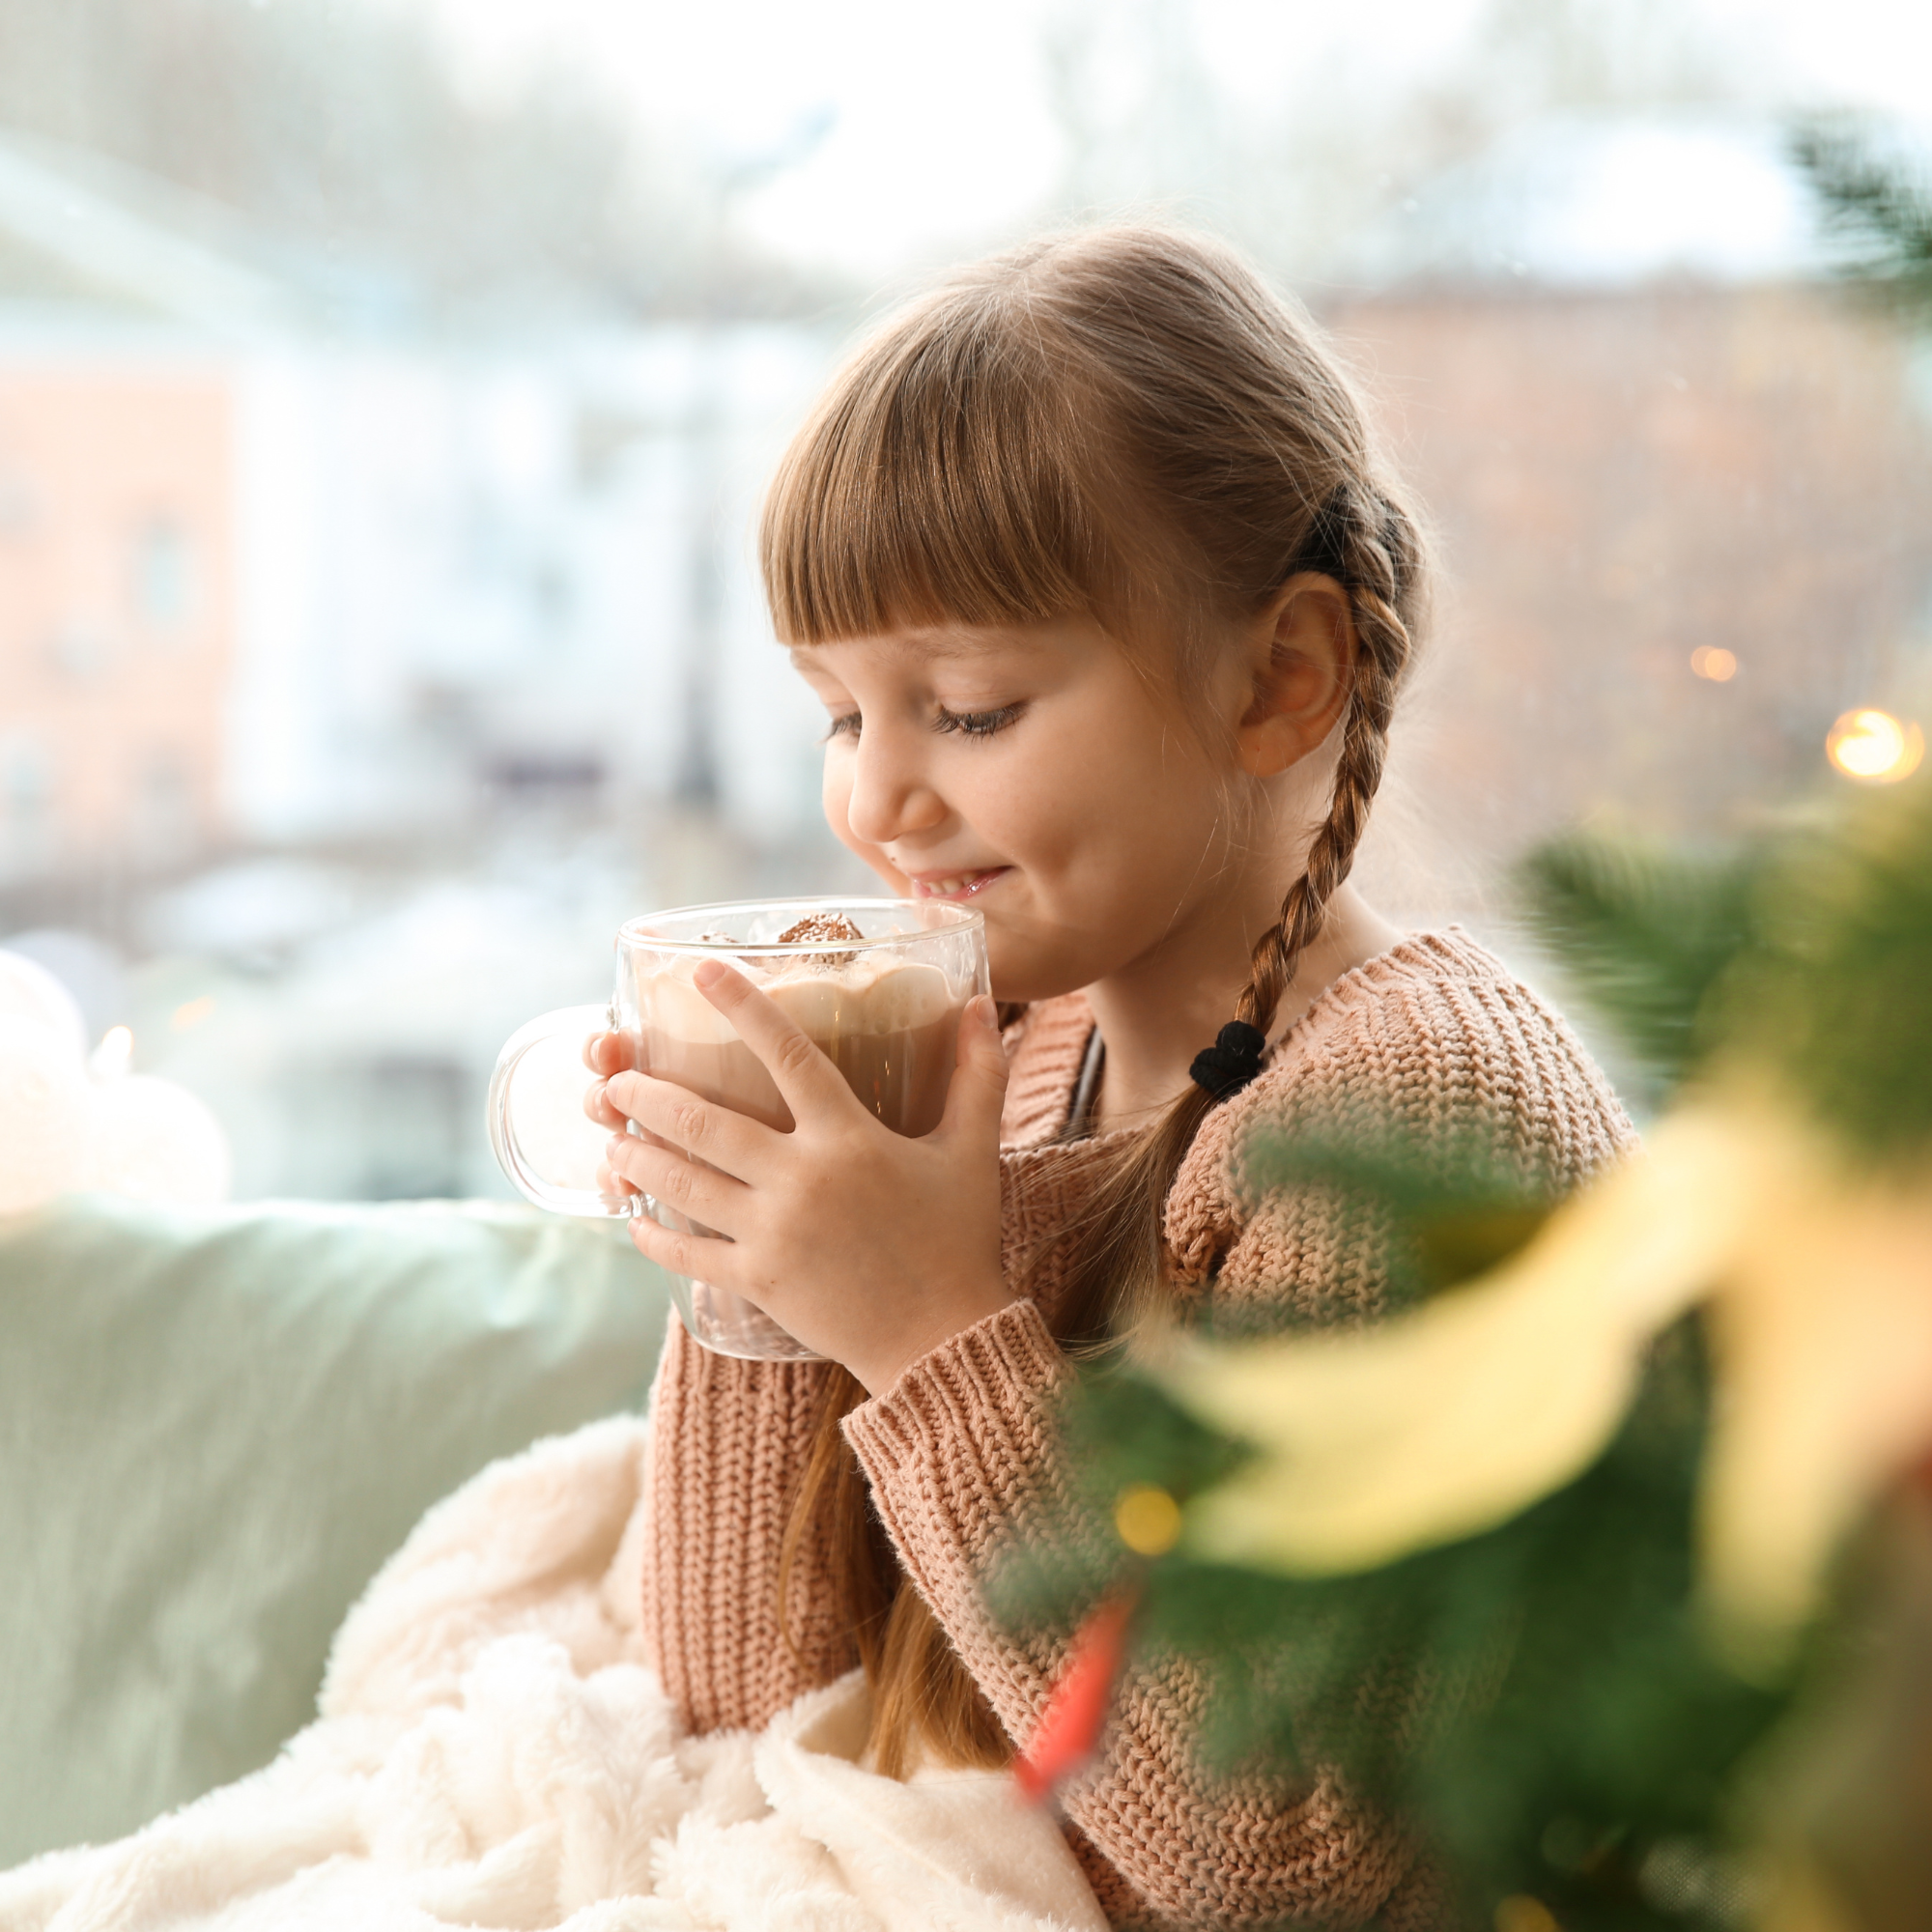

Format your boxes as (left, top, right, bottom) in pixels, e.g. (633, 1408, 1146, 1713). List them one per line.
(694, 958, 725, 990)
(969, 994, 997, 1029)
(607, 1134, 628, 1160)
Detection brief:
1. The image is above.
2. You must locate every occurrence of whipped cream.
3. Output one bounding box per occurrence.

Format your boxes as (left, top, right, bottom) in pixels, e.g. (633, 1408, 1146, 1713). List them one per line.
(633, 950, 957, 1046)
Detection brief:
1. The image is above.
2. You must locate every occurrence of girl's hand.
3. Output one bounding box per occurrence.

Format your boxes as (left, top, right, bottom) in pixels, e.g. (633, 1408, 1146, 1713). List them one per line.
(599, 960, 1013, 1394)
(582, 1029, 644, 1208)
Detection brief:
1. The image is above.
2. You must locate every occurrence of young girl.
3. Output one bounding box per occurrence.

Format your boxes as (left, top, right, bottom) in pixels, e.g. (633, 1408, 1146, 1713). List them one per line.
(588, 226, 1634, 1929)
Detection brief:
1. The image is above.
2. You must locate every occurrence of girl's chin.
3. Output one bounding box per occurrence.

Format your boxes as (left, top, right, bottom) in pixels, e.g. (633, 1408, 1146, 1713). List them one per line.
(985, 935, 1097, 1010)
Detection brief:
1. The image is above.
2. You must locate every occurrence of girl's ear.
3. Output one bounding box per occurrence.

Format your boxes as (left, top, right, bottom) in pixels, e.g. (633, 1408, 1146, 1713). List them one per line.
(1233, 572, 1357, 779)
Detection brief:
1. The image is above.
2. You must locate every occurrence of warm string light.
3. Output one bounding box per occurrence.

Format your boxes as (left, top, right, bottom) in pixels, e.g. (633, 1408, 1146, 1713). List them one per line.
(1826, 708, 1924, 783)
(1493, 1897, 1561, 1932)
(1690, 646, 1738, 682)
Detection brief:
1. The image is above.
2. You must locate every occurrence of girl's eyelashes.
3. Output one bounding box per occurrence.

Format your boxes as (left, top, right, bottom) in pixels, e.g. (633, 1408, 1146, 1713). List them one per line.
(933, 700, 1025, 738)
(820, 701, 1026, 743)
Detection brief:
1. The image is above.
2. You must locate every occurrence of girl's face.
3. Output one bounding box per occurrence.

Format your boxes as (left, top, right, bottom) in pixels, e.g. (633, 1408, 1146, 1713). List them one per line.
(791, 617, 1253, 1005)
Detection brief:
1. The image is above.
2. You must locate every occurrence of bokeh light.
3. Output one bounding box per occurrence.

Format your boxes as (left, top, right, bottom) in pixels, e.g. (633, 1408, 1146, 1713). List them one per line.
(1826, 708, 1925, 783)
(90, 1025, 134, 1079)
(1114, 1483, 1184, 1556)
(1690, 646, 1739, 681)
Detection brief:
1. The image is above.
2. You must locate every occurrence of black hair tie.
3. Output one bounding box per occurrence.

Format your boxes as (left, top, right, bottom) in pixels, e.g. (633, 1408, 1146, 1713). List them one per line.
(1189, 1021, 1267, 1103)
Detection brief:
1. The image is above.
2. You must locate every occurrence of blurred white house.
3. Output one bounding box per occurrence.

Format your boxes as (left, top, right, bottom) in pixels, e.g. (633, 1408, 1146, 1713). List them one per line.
(0, 129, 838, 895)
(0, 133, 851, 1198)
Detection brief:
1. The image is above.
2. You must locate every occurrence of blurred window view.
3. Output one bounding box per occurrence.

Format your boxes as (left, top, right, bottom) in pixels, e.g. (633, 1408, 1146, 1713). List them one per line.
(0, 0, 1926, 1199)
(134, 519, 196, 635)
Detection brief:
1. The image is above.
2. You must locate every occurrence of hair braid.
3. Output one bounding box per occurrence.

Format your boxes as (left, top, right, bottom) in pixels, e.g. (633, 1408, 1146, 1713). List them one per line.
(1234, 487, 1413, 1039)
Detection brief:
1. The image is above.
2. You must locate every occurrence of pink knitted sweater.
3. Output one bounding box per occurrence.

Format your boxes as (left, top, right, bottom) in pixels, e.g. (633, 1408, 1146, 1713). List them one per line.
(639, 930, 1635, 1929)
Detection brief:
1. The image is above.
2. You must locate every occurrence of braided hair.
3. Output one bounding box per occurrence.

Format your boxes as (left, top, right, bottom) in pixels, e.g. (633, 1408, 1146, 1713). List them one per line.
(761, 225, 1430, 1775)
(1046, 477, 1421, 1350)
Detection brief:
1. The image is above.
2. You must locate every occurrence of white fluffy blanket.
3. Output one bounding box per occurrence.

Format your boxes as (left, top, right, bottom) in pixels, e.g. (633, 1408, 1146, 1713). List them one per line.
(0, 1417, 1106, 1932)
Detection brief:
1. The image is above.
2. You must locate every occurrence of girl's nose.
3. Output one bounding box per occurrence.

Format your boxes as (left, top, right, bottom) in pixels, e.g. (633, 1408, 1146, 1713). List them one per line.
(843, 732, 948, 848)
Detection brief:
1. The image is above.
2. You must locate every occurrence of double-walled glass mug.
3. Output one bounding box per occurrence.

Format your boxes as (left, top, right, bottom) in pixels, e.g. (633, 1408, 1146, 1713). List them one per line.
(488, 897, 990, 1361)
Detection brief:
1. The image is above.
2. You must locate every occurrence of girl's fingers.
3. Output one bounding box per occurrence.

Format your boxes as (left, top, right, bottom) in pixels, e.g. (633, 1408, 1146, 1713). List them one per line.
(582, 1031, 632, 1130)
(604, 1067, 774, 1179)
(583, 1080, 628, 1130)
(595, 1157, 639, 1205)
(628, 1205, 748, 1291)
(607, 1134, 748, 1236)
(691, 959, 854, 1122)
(934, 995, 1009, 1145)
(582, 1030, 629, 1075)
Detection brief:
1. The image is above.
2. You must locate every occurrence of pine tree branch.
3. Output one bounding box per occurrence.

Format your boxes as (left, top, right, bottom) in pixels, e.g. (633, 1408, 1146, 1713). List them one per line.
(1789, 114, 1932, 316)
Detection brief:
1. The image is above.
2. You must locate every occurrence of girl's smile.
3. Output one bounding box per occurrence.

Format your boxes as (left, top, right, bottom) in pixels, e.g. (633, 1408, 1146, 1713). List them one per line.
(904, 867, 1010, 902)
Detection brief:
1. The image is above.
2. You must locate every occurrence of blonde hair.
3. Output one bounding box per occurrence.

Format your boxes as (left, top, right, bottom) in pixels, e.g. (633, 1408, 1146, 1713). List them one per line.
(760, 224, 1430, 1777)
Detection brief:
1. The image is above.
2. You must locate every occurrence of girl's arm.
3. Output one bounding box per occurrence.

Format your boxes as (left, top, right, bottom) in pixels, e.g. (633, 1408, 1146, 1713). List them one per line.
(639, 1321, 857, 1734)
(842, 1298, 1443, 1930)
(586, 1025, 866, 1733)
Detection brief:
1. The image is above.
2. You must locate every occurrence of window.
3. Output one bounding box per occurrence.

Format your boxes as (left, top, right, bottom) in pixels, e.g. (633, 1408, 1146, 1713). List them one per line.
(0, 468, 35, 536)
(133, 518, 195, 636)
(0, 732, 54, 867)
(359, 1056, 469, 1200)
(49, 621, 110, 681)
(131, 749, 196, 858)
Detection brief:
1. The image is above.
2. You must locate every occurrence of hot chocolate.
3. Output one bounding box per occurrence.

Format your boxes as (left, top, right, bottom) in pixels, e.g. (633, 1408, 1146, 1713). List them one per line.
(624, 941, 963, 1137)
(489, 895, 987, 1360)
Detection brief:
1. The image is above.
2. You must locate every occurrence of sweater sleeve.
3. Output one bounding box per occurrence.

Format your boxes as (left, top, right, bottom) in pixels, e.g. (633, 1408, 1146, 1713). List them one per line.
(843, 1299, 1440, 1930)
(639, 1319, 859, 1734)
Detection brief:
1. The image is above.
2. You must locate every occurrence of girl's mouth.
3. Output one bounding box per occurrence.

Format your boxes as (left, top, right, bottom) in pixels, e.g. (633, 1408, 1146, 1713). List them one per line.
(908, 867, 1009, 902)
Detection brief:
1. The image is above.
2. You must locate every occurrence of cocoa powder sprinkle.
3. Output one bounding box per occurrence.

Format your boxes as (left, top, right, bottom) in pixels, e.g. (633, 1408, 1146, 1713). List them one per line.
(774, 911, 865, 966)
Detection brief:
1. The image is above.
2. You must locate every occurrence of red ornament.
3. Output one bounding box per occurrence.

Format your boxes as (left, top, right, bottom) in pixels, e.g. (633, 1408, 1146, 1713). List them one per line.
(1013, 1594, 1137, 1804)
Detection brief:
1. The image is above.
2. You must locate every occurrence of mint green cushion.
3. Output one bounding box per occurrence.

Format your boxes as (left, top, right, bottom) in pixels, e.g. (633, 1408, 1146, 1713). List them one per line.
(0, 1194, 670, 1865)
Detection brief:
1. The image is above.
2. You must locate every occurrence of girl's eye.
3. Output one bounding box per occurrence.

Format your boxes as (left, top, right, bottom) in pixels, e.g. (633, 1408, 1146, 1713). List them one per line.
(822, 711, 861, 742)
(933, 701, 1025, 739)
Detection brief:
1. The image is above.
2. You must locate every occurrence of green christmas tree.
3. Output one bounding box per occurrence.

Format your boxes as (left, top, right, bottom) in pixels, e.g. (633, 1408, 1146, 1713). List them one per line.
(997, 767, 1932, 1930)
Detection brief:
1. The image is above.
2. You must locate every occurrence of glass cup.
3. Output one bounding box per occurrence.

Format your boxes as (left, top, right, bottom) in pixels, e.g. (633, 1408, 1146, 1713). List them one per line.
(488, 896, 990, 1361)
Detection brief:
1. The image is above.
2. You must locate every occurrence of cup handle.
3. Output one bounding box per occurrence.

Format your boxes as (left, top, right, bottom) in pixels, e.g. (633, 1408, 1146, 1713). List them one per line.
(487, 1003, 632, 1218)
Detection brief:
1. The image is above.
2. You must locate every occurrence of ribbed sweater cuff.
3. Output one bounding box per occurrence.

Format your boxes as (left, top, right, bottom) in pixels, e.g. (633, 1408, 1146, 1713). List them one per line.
(841, 1299, 1073, 1577)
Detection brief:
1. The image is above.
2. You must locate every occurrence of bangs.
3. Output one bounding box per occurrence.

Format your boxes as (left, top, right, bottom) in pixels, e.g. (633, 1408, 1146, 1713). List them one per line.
(760, 296, 1130, 645)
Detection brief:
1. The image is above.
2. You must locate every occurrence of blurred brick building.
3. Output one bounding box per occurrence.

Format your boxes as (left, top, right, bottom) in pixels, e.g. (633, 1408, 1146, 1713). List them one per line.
(0, 358, 232, 879)
(0, 131, 276, 889)
(1326, 282, 1932, 879)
